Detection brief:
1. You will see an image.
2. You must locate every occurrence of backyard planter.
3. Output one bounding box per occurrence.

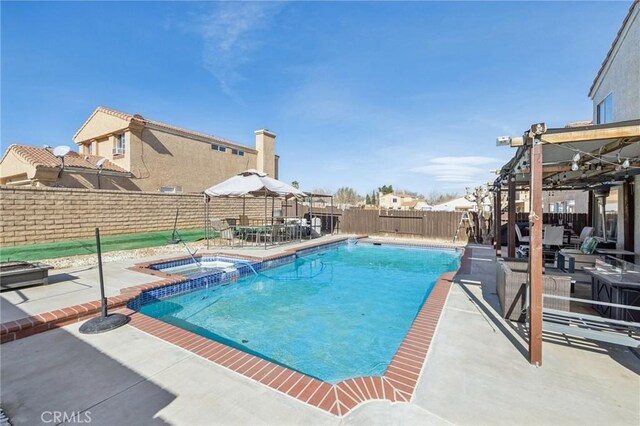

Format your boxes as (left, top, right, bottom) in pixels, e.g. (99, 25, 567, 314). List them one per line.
(0, 262, 54, 291)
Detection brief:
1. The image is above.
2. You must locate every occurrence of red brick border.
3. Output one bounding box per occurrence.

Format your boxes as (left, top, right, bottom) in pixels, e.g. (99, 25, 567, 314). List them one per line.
(125, 271, 455, 416)
(0, 237, 460, 417)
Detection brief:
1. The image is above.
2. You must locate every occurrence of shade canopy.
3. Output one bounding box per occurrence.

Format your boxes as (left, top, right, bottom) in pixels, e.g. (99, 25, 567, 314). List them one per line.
(204, 169, 306, 199)
(495, 120, 640, 191)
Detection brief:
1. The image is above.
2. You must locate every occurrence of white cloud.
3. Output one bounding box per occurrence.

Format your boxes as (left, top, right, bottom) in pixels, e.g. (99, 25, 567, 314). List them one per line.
(428, 156, 496, 165)
(196, 2, 284, 100)
(410, 156, 499, 186)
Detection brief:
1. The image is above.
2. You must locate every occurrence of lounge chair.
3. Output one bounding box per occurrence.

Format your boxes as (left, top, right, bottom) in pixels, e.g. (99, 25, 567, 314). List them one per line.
(566, 226, 594, 248)
(556, 237, 601, 273)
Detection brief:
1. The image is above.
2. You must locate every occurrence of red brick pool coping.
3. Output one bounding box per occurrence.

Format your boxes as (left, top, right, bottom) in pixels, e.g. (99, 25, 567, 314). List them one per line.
(123, 271, 454, 416)
(0, 237, 464, 416)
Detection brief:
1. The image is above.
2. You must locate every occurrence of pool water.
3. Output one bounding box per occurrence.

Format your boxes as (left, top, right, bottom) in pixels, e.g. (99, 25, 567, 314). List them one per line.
(140, 243, 461, 383)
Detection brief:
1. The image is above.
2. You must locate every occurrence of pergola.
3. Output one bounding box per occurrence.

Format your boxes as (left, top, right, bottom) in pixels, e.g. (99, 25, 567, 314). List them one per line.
(493, 119, 640, 366)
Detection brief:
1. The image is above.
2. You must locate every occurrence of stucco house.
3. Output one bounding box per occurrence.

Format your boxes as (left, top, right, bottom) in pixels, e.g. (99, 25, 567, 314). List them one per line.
(0, 144, 133, 189)
(587, 0, 639, 252)
(379, 193, 411, 210)
(0, 106, 280, 192)
(379, 193, 428, 210)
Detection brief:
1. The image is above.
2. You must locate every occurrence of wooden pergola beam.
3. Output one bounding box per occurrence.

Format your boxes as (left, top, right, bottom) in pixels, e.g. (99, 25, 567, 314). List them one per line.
(495, 187, 502, 257)
(540, 124, 640, 144)
(623, 180, 635, 252)
(508, 176, 516, 257)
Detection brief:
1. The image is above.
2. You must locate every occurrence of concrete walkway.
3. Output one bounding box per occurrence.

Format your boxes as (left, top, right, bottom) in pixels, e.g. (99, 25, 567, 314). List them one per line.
(2, 242, 638, 425)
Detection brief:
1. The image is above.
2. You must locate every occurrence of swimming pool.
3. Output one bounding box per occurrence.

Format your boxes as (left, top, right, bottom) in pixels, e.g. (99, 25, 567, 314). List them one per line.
(139, 243, 461, 383)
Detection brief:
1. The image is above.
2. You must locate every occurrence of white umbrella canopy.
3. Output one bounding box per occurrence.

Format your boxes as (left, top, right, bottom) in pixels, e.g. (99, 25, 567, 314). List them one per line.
(204, 169, 306, 199)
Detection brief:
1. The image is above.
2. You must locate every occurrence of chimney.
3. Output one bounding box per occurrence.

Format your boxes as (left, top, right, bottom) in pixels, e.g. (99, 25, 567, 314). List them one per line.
(255, 129, 276, 177)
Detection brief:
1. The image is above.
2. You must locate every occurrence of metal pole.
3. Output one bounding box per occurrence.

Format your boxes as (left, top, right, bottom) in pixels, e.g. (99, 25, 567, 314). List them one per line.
(78, 228, 129, 334)
(96, 228, 107, 318)
(331, 195, 334, 235)
(264, 193, 268, 249)
(310, 195, 313, 239)
(205, 195, 209, 250)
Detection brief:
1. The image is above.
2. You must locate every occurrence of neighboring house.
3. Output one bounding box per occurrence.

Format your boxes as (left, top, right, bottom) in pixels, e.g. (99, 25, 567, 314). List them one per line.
(544, 190, 589, 214)
(432, 197, 475, 212)
(378, 193, 426, 210)
(0, 145, 133, 189)
(1, 106, 280, 192)
(514, 190, 589, 214)
(379, 193, 407, 209)
(587, 1, 639, 251)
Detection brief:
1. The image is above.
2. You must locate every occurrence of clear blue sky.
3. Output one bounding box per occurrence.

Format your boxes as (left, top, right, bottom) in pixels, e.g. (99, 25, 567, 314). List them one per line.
(1, 1, 631, 196)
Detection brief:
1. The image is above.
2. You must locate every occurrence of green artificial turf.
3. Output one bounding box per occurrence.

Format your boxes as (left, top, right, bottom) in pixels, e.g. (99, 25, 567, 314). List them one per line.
(0, 229, 211, 262)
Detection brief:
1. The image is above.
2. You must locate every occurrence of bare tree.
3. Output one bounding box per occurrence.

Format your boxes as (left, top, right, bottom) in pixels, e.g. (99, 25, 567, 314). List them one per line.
(427, 191, 459, 205)
(465, 185, 494, 244)
(334, 187, 362, 205)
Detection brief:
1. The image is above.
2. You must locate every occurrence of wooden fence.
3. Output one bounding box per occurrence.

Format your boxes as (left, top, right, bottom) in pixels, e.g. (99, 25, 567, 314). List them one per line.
(292, 205, 473, 242)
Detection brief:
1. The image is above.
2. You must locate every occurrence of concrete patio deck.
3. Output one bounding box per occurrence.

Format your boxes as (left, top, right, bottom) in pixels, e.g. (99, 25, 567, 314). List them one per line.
(1, 241, 638, 425)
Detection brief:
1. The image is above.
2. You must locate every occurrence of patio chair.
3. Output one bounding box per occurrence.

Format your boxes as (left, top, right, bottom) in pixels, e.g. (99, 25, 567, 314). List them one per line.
(543, 226, 564, 248)
(556, 237, 601, 273)
(566, 226, 594, 248)
(211, 218, 234, 246)
(515, 224, 529, 245)
(260, 224, 282, 245)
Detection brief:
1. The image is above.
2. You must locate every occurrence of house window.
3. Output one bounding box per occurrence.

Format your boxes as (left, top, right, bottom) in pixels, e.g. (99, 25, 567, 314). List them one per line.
(392, 198, 398, 203)
(231, 149, 245, 156)
(113, 133, 126, 156)
(85, 143, 92, 155)
(211, 144, 226, 152)
(596, 94, 613, 124)
(159, 186, 183, 193)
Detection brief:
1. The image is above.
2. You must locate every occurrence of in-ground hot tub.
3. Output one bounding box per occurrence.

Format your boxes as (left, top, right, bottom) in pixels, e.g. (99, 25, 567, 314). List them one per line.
(0, 262, 54, 291)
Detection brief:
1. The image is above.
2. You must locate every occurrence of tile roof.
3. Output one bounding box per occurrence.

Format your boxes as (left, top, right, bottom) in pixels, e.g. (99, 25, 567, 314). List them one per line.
(5, 144, 129, 173)
(75, 106, 252, 150)
(589, 0, 638, 97)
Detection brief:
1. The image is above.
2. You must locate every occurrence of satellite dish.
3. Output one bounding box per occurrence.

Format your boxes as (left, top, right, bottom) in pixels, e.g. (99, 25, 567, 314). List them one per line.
(96, 158, 107, 169)
(53, 145, 71, 158)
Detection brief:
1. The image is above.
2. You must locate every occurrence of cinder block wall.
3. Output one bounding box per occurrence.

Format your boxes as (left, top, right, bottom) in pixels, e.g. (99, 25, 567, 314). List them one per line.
(0, 186, 276, 247)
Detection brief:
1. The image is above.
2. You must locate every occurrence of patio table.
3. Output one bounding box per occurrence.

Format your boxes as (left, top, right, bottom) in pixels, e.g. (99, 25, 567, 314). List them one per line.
(585, 261, 640, 322)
